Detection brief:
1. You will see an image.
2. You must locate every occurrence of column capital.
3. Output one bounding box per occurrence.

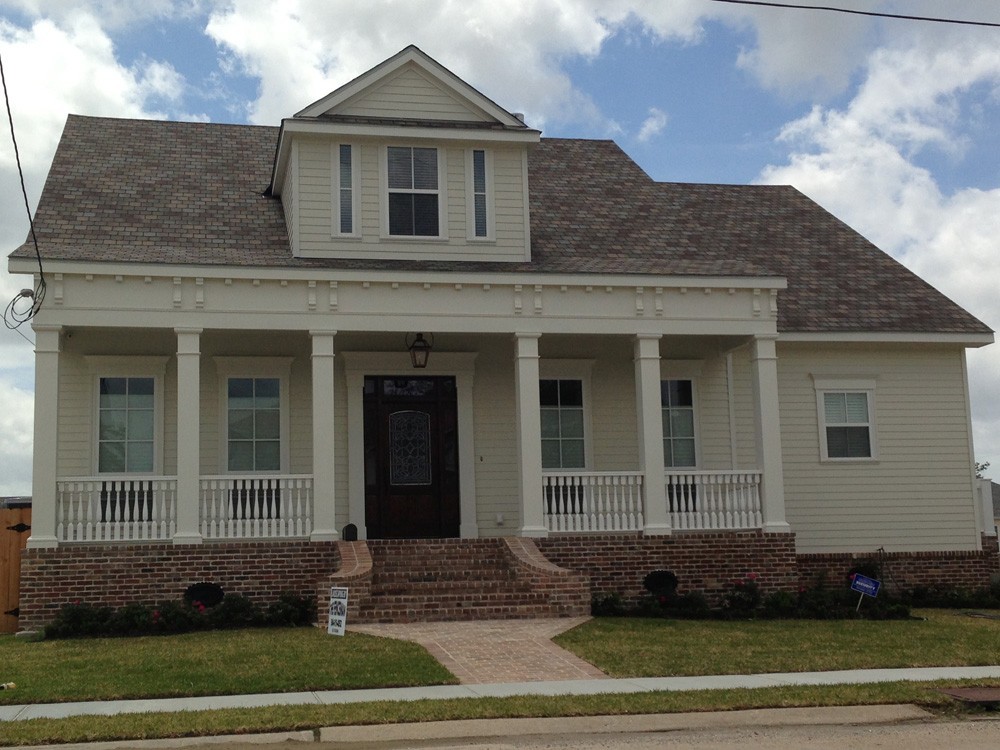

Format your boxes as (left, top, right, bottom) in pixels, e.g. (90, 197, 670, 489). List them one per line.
(751, 334, 779, 360)
(310, 330, 337, 358)
(173, 326, 204, 335)
(634, 334, 662, 360)
(32, 324, 62, 352)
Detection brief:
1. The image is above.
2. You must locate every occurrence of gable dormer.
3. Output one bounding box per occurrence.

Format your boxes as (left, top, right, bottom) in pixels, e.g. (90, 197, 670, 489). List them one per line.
(270, 46, 540, 263)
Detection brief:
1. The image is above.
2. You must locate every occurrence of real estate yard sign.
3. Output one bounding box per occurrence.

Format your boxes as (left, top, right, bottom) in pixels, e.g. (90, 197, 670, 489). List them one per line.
(327, 587, 348, 636)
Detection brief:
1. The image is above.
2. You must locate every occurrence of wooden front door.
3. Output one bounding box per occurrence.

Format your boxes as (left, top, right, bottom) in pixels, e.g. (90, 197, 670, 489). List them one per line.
(364, 376, 460, 539)
(0, 505, 31, 634)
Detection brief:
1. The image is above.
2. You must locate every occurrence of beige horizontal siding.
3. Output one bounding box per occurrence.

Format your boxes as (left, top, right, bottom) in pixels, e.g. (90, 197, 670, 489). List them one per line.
(338, 67, 484, 122)
(776, 342, 979, 553)
(290, 135, 528, 261)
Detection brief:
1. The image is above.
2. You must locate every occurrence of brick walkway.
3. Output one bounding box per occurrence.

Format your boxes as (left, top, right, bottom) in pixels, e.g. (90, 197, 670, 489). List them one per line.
(349, 617, 608, 684)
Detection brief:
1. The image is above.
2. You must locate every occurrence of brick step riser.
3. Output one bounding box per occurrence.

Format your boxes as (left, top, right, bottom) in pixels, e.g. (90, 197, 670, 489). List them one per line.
(370, 581, 532, 596)
(371, 569, 517, 583)
(361, 590, 549, 608)
(368, 556, 508, 565)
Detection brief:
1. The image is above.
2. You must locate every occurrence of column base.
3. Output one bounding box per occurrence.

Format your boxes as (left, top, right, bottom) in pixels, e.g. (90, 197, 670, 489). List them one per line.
(519, 525, 549, 538)
(460, 522, 480, 539)
(172, 532, 204, 545)
(642, 523, 673, 536)
(309, 529, 340, 542)
(25, 535, 59, 549)
(762, 521, 792, 533)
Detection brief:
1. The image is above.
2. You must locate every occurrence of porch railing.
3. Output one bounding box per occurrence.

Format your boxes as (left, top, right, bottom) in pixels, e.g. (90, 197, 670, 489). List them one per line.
(200, 475, 314, 539)
(543, 471, 645, 532)
(55, 476, 177, 542)
(667, 470, 763, 530)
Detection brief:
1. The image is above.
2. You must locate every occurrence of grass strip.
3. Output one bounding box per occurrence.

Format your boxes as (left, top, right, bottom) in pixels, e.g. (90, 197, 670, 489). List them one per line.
(0, 628, 455, 705)
(554, 609, 1000, 677)
(4, 679, 997, 747)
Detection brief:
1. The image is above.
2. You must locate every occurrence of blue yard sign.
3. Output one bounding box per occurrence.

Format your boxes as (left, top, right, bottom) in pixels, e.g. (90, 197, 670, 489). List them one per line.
(851, 573, 881, 597)
(850, 573, 881, 612)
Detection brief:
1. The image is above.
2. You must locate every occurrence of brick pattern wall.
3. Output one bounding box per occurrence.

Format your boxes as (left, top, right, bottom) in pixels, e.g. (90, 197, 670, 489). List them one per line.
(536, 531, 799, 606)
(17, 541, 342, 632)
(797, 534, 999, 593)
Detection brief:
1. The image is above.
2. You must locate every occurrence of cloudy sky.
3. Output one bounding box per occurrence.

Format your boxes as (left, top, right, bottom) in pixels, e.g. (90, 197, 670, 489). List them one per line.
(2, 0, 1000, 494)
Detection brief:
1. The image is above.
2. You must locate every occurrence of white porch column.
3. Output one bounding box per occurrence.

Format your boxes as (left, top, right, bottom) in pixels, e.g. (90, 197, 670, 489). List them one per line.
(174, 327, 203, 544)
(751, 335, 790, 532)
(515, 333, 547, 537)
(635, 334, 670, 535)
(27, 324, 62, 548)
(310, 330, 339, 541)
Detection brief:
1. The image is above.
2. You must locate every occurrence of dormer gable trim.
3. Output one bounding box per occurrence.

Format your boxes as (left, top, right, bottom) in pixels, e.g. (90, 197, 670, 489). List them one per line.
(294, 45, 530, 131)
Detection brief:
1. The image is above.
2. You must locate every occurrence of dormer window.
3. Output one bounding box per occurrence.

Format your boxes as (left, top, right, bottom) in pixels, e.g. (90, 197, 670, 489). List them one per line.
(387, 146, 440, 236)
(333, 144, 359, 237)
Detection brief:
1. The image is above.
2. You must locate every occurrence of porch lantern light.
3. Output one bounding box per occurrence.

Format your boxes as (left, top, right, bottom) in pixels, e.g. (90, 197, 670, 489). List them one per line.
(406, 332, 433, 368)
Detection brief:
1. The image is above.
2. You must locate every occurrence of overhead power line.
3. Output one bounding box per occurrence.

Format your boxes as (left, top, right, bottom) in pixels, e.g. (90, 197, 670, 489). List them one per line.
(1, 48, 46, 333)
(708, 0, 1000, 28)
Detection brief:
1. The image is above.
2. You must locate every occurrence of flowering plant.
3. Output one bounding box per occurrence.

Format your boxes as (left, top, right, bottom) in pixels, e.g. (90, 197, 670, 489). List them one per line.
(720, 572, 762, 618)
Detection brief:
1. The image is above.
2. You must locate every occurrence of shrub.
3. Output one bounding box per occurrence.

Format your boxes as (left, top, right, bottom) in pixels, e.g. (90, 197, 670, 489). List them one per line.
(44, 592, 317, 639)
(264, 592, 317, 627)
(719, 573, 762, 619)
(45, 602, 113, 639)
(591, 593, 626, 617)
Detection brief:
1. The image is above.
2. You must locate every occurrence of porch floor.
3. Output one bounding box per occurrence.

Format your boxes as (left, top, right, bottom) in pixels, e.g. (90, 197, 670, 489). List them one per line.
(349, 617, 606, 684)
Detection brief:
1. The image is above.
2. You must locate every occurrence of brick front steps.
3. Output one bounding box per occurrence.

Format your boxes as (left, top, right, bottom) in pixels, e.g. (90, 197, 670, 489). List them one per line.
(320, 538, 589, 624)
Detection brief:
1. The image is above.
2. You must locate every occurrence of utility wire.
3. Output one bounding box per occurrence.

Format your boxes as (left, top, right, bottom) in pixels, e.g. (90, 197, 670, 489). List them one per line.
(708, 0, 1000, 28)
(1, 48, 46, 332)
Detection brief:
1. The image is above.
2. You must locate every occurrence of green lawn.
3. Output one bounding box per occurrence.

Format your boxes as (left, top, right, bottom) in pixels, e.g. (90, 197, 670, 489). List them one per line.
(0, 627, 455, 706)
(554, 609, 1000, 677)
(3, 611, 1000, 746)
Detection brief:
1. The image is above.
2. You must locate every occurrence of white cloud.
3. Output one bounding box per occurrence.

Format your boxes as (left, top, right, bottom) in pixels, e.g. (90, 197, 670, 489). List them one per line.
(758, 33, 1000, 472)
(0, 374, 33, 495)
(203, 0, 721, 130)
(636, 106, 668, 142)
(1, 9, 194, 495)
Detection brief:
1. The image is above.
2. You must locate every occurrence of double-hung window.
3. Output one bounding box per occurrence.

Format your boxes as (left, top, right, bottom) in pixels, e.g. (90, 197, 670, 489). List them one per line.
(227, 378, 281, 472)
(662, 379, 696, 468)
(540, 379, 585, 469)
(98, 377, 155, 473)
(814, 378, 877, 460)
(216, 357, 291, 474)
(387, 146, 440, 236)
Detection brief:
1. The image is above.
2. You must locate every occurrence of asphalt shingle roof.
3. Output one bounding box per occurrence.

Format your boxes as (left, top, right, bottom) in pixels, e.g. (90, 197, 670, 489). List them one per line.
(9, 115, 991, 335)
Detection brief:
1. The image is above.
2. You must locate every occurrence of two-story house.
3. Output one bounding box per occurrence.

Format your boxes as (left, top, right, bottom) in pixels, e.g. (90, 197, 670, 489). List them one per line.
(8, 47, 997, 630)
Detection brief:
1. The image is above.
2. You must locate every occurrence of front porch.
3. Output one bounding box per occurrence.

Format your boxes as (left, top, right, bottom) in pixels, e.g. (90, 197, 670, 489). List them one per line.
(50, 469, 766, 543)
(28, 322, 790, 547)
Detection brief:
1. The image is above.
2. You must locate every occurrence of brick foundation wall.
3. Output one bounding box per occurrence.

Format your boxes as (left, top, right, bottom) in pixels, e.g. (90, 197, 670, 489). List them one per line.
(536, 531, 799, 606)
(17, 541, 341, 632)
(797, 534, 1000, 593)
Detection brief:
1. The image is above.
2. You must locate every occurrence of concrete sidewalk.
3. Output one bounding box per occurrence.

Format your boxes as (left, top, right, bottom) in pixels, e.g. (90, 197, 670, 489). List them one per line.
(4, 665, 1000, 722)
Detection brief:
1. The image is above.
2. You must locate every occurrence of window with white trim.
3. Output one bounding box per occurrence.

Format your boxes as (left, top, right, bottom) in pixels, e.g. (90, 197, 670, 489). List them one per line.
(387, 145, 439, 236)
(814, 378, 877, 460)
(467, 148, 492, 239)
(227, 378, 281, 472)
(540, 378, 585, 469)
(662, 379, 696, 467)
(333, 143, 358, 236)
(98, 377, 155, 473)
(216, 357, 291, 474)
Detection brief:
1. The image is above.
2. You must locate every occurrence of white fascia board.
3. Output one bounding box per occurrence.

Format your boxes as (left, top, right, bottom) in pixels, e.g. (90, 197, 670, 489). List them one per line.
(16, 258, 787, 292)
(282, 118, 540, 143)
(780, 331, 995, 347)
(270, 119, 539, 196)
